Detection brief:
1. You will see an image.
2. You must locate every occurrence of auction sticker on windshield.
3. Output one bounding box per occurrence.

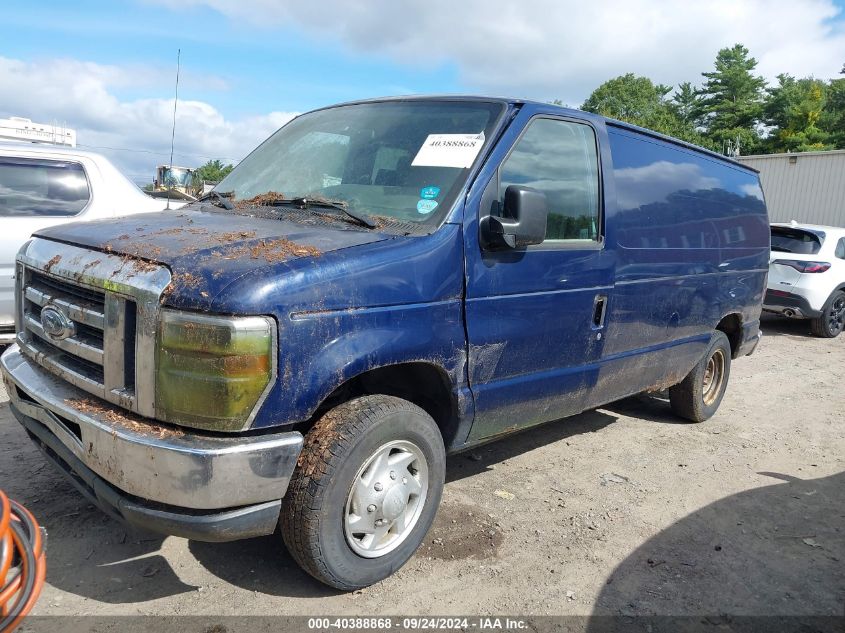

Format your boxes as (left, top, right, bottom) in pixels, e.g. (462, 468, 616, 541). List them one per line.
(420, 185, 440, 199)
(417, 199, 438, 214)
(412, 133, 485, 168)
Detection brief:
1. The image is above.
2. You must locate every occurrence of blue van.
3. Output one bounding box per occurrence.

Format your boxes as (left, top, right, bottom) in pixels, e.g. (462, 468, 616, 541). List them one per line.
(1, 97, 768, 589)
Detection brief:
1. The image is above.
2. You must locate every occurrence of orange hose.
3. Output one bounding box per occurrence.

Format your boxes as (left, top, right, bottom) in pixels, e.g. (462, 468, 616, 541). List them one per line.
(0, 491, 46, 632)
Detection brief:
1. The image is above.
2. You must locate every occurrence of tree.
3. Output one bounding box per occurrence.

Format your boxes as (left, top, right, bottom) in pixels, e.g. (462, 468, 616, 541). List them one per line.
(581, 74, 707, 146)
(582, 73, 669, 122)
(697, 44, 767, 155)
(577, 48, 843, 155)
(671, 82, 701, 126)
(822, 77, 845, 148)
(192, 159, 234, 187)
(764, 74, 832, 152)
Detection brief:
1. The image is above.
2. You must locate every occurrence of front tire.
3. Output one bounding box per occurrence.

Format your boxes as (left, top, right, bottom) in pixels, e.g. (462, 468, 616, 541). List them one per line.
(281, 395, 445, 590)
(669, 331, 732, 422)
(810, 291, 845, 338)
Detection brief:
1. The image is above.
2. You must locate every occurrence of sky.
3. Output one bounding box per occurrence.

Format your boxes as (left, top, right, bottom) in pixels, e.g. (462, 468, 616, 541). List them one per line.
(1, 0, 843, 184)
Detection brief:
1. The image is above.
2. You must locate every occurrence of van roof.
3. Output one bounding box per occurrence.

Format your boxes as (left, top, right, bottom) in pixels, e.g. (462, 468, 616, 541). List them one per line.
(322, 95, 757, 173)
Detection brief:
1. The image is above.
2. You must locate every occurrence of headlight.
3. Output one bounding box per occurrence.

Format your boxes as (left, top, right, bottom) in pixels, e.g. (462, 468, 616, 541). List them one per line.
(156, 309, 275, 431)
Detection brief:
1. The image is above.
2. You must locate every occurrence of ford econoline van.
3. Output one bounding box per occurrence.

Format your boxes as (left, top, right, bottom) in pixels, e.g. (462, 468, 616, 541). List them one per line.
(1, 96, 768, 589)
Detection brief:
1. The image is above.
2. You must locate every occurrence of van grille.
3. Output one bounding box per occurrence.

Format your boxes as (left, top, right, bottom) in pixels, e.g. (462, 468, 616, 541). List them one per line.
(21, 269, 111, 391)
(15, 239, 170, 418)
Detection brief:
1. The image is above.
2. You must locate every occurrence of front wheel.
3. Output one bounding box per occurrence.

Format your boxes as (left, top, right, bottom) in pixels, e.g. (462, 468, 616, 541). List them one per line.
(810, 291, 845, 338)
(669, 331, 732, 422)
(280, 395, 445, 590)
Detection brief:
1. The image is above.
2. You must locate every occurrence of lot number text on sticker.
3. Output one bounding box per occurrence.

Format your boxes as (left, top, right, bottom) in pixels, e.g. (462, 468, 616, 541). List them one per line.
(412, 133, 485, 168)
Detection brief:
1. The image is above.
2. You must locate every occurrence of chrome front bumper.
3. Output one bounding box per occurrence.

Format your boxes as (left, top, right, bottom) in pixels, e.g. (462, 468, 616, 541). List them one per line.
(2, 345, 303, 539)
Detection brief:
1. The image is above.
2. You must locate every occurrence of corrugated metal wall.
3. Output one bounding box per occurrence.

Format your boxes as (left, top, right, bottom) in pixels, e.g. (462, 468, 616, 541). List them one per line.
(736, 150, 845, 226)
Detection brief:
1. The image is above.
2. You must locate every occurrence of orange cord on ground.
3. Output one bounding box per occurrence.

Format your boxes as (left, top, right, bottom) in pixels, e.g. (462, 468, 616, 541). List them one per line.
(0, 490, 46, 633)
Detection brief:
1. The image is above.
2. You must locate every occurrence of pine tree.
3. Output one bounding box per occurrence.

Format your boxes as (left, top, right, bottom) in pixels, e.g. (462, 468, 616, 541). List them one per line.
(697, 44, 767, 155)
(671, 82, 701, 126)
(581, 74, 707, 146)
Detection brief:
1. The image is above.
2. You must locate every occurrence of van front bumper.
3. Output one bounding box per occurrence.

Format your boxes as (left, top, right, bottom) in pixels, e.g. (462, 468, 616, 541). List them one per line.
(1, 345, 303, 541)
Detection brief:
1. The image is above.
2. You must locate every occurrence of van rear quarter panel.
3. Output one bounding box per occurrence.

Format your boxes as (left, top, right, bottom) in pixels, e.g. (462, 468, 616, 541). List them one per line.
(594, 127, 769, 401)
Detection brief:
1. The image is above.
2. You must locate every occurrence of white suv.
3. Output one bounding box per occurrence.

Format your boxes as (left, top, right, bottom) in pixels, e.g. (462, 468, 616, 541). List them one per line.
(764, 222, 845, 338)
(0, 142, 185, 343)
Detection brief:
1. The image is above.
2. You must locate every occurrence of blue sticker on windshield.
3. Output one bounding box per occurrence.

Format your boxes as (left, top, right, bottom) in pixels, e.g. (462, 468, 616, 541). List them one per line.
(420, 186, 441, 200)
(417, 199, 439, 214)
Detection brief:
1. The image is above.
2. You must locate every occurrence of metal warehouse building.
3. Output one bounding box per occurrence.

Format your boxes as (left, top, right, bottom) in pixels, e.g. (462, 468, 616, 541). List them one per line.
(736, 149, 845, 227)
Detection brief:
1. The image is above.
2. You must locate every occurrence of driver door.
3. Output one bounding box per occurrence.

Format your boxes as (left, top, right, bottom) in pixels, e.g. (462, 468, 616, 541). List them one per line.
(463, 109, 614, 441)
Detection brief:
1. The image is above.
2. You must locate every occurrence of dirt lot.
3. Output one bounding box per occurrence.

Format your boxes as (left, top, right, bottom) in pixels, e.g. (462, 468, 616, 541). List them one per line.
(0, 314, 842, 621)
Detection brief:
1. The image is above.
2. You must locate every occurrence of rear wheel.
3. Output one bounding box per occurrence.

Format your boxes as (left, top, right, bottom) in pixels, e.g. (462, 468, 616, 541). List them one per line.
(810, 291, 845, 338)
(669, 331, 732, 422)
(281, 395, 445, 590)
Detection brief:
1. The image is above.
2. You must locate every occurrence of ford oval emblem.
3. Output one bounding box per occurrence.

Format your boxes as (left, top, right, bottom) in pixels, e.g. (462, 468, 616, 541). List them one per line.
(40, 305, 76, 341)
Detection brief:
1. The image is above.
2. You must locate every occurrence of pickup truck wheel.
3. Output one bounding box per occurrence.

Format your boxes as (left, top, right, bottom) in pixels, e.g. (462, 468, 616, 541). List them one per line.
(669, 331, 731, 423)
(810, 291, 845, 338)
(280, 395, 445, 590)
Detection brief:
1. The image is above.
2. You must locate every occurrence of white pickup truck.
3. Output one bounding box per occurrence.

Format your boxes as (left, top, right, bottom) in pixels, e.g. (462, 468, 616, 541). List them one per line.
(0, 142, 184, 343)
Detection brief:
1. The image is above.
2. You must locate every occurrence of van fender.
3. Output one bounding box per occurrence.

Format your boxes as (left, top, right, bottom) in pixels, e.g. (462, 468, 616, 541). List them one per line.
(280, 300, 467, 424)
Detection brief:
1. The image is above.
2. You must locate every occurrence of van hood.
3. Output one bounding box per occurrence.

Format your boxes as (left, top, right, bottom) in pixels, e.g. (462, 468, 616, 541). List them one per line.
(34, 206, 393, 309)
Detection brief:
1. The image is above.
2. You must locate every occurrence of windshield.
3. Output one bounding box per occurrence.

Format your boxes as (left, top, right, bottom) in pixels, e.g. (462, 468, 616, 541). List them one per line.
(215, 100, 505, 227)
(771, 226, 824, 254)
(161, 167, 192, 189)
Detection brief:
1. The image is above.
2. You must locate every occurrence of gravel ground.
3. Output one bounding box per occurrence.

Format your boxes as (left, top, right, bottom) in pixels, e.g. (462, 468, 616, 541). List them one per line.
(0, 314, 842, 620)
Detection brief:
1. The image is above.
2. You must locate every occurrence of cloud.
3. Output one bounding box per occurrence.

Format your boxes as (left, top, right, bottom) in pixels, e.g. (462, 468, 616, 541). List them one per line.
(740, 183, 764, 200)
(4, 0, 844, 184)
(146, 0, 845, 104)
(614, 161, 721, 210)
(0, 56, 296, 183)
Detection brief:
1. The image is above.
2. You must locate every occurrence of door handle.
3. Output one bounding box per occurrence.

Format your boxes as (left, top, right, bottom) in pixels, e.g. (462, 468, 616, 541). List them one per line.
(592, 295, 608, 328)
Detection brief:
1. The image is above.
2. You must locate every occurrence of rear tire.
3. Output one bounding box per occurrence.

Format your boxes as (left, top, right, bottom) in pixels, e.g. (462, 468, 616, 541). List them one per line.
(281, 395, 445, 590)
(810, 291, 845, 338)
(669, 331, 732, 423)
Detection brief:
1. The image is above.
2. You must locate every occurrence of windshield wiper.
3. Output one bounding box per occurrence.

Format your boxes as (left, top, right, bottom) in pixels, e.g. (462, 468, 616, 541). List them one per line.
(288, 196, 378, 229)
(239, 193, 379, 229)
(197, 190, 234, 210)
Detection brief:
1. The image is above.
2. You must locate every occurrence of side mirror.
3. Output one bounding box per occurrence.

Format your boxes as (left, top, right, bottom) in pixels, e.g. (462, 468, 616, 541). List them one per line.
(480, 185, 548, 249)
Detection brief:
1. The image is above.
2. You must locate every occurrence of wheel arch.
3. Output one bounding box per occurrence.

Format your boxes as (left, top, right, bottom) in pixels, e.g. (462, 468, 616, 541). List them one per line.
(716, 312, 743, 359)
(811, 286, 845, 338)
(305, 361, 462, 450)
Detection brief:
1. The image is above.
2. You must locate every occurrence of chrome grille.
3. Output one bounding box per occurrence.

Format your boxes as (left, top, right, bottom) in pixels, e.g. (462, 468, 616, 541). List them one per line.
(24, 271, 107, 370)
(15, 238, 171, 417)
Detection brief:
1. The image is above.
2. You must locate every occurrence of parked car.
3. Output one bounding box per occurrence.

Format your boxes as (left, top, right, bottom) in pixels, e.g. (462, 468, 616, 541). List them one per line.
(764, 222, 845, 338)
(0, 97, 769, 590)
(0, 142, 184, 343)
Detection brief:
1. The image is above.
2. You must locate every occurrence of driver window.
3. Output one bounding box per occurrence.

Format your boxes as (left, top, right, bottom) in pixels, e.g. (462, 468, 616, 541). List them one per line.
(500, 118, 600, 242)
